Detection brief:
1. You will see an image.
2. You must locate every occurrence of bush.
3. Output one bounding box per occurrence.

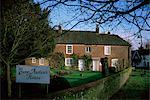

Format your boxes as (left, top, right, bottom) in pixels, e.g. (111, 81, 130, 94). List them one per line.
(81, 55, 92, 70)
(48, 52, 64, 68)
(109, 67, 116, 73)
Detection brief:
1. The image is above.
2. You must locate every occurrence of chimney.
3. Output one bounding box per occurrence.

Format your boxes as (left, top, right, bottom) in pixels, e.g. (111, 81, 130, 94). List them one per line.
(105, 31, 110, 34)
(96, 24, 99, 33)
(58, 25, 62, 34)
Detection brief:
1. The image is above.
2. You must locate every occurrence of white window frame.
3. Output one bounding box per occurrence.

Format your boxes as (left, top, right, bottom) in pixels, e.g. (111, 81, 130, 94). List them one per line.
(104, 46, 111, 55)
(66, 45, 73, 54)
(85, 47, 91, 53)
(65, 58, 73, 66)
(32, 57, 36, 63)
(39, 58, 44, 65)
(111, 59, 118, 68)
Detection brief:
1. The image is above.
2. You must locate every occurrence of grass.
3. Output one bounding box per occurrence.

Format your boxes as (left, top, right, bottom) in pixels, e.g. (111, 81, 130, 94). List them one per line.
(63, 71, 103, 87)
(52, 68, 149, 100)
(1, 67, 103, 99)
(110, 69, 150, 99)
(1, 67, 103, 90)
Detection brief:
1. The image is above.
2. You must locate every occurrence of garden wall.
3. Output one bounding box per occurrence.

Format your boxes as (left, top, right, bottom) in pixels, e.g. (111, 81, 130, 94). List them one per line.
(47, 67, 132, 100)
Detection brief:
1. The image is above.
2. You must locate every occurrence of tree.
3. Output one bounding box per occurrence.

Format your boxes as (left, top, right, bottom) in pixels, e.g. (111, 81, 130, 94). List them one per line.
(48, 52, 64, 69)
(1, 0, 55, 97)
(37, 0, 149, 38)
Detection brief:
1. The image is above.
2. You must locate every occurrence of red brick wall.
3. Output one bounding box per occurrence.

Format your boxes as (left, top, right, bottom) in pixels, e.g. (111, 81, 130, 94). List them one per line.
(55, 44, 130, 67)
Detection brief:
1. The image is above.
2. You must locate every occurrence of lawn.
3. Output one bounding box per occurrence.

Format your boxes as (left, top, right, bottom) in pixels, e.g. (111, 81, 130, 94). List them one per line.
(63, 71, 103, 87)
(0, 67, 103, 89)
(110, 69, 150, 99)
(1, 67, 103, 99)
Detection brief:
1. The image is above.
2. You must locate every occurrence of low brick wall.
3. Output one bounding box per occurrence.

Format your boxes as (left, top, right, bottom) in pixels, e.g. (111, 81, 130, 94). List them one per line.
(47, 67, 132, 100)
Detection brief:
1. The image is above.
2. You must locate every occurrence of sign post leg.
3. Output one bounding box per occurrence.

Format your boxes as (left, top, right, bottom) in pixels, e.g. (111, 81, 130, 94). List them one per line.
(19, 84, 21, 98)
(46, 84, 48, 94)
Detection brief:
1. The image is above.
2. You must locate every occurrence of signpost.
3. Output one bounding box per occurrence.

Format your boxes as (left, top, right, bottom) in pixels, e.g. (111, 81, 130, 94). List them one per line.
(16, 65, 50, 97)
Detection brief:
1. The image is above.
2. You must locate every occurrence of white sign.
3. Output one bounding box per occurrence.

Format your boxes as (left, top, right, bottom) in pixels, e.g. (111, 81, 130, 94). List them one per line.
(16, 65, 50, 84)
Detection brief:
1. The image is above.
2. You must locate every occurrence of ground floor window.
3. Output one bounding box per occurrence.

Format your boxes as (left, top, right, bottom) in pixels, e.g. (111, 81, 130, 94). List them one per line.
(32, 57, 36, 63)
(111, 59, 118, 68)
(39, 58, 44, 65)
(65, 58, 73, 66)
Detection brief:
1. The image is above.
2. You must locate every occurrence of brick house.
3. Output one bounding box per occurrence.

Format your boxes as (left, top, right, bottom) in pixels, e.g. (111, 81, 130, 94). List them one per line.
(25, 57, 49, 66)
(54, 28, 131, 71)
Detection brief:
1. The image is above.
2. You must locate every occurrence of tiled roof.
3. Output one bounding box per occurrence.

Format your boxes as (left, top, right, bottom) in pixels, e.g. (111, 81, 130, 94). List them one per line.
(56, 30, 131, 46)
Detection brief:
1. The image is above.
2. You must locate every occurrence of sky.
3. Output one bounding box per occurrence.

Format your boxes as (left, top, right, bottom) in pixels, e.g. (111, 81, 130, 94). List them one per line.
(34, 0, 150, 50)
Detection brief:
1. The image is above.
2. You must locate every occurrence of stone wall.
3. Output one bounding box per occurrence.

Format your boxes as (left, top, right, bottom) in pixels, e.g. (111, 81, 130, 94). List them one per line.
(47, 67, 132, 100)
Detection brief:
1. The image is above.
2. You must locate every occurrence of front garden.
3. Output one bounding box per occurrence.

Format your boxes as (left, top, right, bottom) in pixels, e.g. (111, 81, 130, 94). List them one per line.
(64, 71, 102, 87)
(0, 66, 103, 98)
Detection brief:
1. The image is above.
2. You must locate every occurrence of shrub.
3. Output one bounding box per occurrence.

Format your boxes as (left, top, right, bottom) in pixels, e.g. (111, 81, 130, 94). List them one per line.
(71, 54, 79, 66)
(81, 55, 92, 70)
(48, 52, 64, 68)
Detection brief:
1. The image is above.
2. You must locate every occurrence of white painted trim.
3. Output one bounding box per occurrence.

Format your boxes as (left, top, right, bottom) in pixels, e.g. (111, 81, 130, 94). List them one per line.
(104, 46, 111, 55)
(78, 59, 85, 71)
(65, 58, 73, 66)
(85, 47, 91, 53)
(66, 44, 73, 54)
(111, 59, 118, 68)
(32, 57, 36, 63)
(39, 58, 44, 65)
(92, 59, 99, 71)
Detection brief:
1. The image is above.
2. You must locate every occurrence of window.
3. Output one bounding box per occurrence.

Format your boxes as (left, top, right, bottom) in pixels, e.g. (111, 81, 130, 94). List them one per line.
(104, 46, 111, 55)
(39, 58, 44, 65)
(66, 45, 73, 54)
(85, 47, 91, 53)
(111, 59, 118, 68)
(65, 58, 73, 66)
(32, 57, 36, 63)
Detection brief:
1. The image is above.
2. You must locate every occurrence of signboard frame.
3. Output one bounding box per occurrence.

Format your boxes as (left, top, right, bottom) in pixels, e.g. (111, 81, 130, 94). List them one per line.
(16, 65, 50, 84)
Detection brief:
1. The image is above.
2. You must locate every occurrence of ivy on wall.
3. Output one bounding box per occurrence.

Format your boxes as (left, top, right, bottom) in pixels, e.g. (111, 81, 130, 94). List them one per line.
(71, 54, 79, 66)
(81, 55, 92, 70)
(48, 52, 65, 69)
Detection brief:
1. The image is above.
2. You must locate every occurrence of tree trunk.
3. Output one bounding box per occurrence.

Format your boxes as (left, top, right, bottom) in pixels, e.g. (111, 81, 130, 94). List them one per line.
(7, 64, 11, 97)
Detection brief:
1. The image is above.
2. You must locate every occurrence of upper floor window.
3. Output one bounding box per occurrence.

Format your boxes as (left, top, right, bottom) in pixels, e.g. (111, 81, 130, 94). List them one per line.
(85, 47, 91, 53)
(32, 57, 36, 63)
(66, 45, 73, 54)
(104, 46, 111, 55)
(39, 58, 44, 65)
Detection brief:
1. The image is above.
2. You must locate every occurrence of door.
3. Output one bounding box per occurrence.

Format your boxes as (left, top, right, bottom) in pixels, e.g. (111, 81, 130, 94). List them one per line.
(78, 59, 84, 71)
(92, 59, 99, 71)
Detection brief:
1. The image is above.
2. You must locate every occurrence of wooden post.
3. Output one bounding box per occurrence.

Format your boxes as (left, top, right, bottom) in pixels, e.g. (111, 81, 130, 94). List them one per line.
(46, 84, 48, 94)
(19, 84, 21, 98)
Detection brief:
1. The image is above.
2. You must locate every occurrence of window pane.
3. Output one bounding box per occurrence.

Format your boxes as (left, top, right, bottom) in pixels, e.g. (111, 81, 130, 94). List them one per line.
(39, 58, 44, 65)
(66, 45, 73, 54)
(89, 47, 91, 52)
(32, 57, 36, 63)
(85, 47, 91, 53)
(104, 46, 111, 55)
(65, 58, 73, 66)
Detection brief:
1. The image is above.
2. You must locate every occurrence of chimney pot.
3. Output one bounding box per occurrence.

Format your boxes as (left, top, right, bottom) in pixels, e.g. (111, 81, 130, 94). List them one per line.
(105, 31, 110, 34)
(96, 24, 99, 33)
(58, 25, 62, 34)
